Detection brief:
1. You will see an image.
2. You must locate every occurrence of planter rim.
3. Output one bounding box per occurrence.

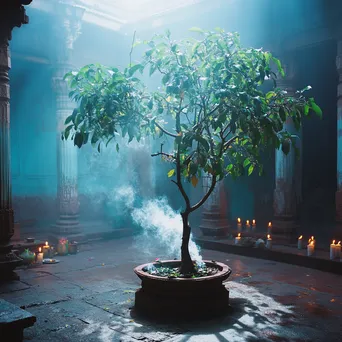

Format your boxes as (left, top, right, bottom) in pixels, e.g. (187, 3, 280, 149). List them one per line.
(134, 259, 231, 282)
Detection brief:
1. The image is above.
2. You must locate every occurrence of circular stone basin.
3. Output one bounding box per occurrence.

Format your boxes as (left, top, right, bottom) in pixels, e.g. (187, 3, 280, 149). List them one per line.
(134, 260, 232, 320)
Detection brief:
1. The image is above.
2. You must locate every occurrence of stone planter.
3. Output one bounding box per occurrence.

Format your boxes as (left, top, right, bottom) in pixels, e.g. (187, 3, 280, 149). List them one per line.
(134, 260, 232, 320)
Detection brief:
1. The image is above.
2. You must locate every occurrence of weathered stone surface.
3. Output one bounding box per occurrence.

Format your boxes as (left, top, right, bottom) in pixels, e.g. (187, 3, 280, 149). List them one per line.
(0, 237, 340, 342)
(0, 298, 36, 342)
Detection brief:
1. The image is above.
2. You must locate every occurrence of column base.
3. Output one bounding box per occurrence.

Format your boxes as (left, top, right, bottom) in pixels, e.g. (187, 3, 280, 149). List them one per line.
(271, 217, 298, 244)
(0, 244, 22, 281)
(199, 205, 230, 239)
(50, 214, 82, 243)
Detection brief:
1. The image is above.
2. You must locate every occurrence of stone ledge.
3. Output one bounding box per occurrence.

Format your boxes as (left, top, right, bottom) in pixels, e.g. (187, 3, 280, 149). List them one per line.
(0, 298, 36, 342)
(195, 237, 342, 275)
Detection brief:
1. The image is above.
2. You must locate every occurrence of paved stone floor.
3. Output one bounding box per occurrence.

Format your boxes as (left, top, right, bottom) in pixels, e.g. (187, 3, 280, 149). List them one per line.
(1, 237, 341, 342)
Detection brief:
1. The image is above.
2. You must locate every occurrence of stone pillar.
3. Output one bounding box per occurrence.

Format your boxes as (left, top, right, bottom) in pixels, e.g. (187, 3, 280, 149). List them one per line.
(272, 59, 301, 242)
(0, 1, 32, 281)
(199, 175, 230, 239)
(336, 40, 342, 228)
(50, 4, 84, 241)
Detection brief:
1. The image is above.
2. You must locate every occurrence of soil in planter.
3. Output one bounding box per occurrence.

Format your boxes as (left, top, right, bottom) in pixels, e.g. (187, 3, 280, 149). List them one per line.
(143, 261, 219, 279)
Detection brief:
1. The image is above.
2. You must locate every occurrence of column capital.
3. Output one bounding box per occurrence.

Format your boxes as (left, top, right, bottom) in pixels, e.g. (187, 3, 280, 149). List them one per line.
(0, 1, 32, 46)
(52, 2, 85, 64)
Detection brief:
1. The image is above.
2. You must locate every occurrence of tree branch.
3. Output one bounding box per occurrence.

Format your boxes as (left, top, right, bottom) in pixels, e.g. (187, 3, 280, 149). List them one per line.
(190, 175, 217, 212)
(154, 121, 178, 138)
(151, 152, 175, 160)
(129, 31, 136, 68)
(223, 135, 238, 151)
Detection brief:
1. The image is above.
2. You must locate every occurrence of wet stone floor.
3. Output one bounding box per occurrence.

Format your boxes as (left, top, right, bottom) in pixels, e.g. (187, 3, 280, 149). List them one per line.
(1, 237, 341, 342)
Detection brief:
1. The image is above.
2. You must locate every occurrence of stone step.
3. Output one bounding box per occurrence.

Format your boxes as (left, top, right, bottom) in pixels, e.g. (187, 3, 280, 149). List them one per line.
(0, 298, 36, 342)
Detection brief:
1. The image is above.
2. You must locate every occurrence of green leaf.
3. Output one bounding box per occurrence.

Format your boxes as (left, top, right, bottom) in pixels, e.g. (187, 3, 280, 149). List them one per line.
(310, 102, 322, 119)
(129, 64, 144, 76)
(243, 158, 251, 168)
(248, 164, 254, 176)
(162, 74, 170, 85)
(168, 169, 175, 177)
(189, 27, 204, 34)
(74, 132, 84, 148)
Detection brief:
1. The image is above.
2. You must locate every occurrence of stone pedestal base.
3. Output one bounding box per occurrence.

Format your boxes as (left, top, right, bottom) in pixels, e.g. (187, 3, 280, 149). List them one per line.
(199, 205, 230, 239)
(271, 218, 298, 244)
(0, 244, 22, 281)
(50, 215, 82, 243)
(135, 285, 229, 320)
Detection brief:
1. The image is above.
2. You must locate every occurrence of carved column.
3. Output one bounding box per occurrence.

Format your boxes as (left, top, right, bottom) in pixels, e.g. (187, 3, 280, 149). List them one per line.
(336, 40, 342, 226)
(0, 1, 32, 280)
(199, 175, 230, 239)
(272, 59, 301, 242)
(50, 4, 84, 240)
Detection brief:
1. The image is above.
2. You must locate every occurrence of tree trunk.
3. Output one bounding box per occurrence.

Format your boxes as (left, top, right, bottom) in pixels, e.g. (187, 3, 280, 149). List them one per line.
(179, 212, 195, 274)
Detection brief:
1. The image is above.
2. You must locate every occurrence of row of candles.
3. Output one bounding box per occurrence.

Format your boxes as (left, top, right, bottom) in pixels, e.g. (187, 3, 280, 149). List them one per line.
(234, 230, 341, 260)
(236, 219, 341, 260)
(237, 218, 272, 230)
(302, 236, 341, 260)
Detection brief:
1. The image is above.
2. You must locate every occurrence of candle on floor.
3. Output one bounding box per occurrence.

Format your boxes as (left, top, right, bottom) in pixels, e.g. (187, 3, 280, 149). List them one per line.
(298, 235, 303, 249)
(307, 240, 315, 256)
(235, 233, 241, 245)
(43, 241, 50, 258)
(237, 218, 242, 231)
(335, 241, 341, 260)
(36, 247, 43, 264)
(266, 234, 272, 249)
(330, 240, 336, 260)
(246, 220, 251, 229)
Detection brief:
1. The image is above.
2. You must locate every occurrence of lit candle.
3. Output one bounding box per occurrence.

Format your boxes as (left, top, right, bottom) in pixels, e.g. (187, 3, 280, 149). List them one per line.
(266, 234, 272, 249)
(309, 236, 315, 246)
(237, 218, 242, 231)
(335, 241, 341, 260)
(36, 247, 43, 264)
(235, 233, 241, 245)
(252, 219, 256, 226)
(330, 240, 336, 260)
(43, 241, 50, 258)
(307, 240, 315, 256)
(298, 235, 303, 250)
(246, 220, 251, 229)
(268, 222, 272, 233)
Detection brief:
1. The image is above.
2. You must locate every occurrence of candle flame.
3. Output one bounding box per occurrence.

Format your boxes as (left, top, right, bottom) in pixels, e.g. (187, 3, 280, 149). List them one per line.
(39, 247, 41, 252)
(246, 220, 250, 225)
(332, 240, 336, 245)
(268, 222, 272, 227)
(299, 235, 303, 240)
(237, 218, 241, 223)
(238, 233, 241, 238)
(338, 241, 341, 246)
(267, 234, 271, 239)
(310, 240, 314, 246)
(45, 241, 48, 246)
(252, 219, 256, 225)
(311, 236, 314, 241)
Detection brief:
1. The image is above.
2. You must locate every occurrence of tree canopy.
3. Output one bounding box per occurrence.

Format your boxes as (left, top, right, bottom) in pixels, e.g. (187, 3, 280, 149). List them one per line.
(62, 28, 321, 211)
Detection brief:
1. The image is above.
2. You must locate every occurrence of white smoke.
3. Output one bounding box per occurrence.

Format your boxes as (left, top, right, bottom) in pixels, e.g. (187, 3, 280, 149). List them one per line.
(131, 197, 203, 264)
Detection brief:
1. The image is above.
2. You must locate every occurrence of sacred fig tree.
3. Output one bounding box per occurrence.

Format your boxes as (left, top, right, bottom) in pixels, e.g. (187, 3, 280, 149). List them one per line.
(62, 28, 321, 274)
